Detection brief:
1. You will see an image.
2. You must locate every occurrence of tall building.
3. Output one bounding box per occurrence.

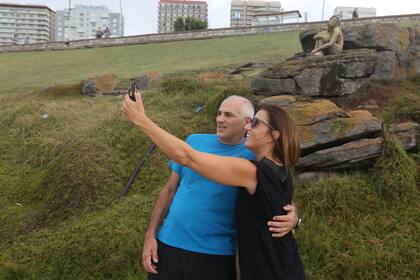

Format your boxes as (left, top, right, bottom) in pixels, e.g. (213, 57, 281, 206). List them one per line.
(55, 5, 123, 41)
(0, 3, 55, 45)
(230, 0, 282, 28)
(158, 0, 208, 33)
(334, 6, 376, 20)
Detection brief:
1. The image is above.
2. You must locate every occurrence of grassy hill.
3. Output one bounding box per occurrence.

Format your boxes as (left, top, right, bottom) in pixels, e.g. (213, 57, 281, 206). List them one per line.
(0, 31, 419, 279)
(0, 32, 299, 94)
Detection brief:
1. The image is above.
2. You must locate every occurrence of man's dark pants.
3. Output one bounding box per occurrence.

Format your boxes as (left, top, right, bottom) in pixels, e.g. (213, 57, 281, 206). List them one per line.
(148, 240, 236, 280)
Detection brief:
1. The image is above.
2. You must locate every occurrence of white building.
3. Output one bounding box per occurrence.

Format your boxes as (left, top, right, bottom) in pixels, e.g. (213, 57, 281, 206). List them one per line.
(334, 6, 376, 20)
(55, 5, 123, 41)
(158, 0, 208, 33)
(0, 3, 55, 45)
(252, 10, 301, 26)
(231, 0, 282, 28)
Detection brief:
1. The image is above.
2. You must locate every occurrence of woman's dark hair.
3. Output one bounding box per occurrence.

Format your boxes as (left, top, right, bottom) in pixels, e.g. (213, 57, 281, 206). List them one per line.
(257, 104, 301, 172)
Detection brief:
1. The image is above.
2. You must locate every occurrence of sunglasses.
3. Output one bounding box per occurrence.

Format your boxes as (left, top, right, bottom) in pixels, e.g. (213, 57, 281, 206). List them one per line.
(251, 117, 275, 130)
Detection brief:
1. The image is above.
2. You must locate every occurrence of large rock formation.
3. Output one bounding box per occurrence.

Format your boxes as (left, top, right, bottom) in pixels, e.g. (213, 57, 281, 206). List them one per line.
(252, 23, 418, 97)
(298, 122, 418, 171)
(258, 96, 418, 171)
(253, 49, 376, 96)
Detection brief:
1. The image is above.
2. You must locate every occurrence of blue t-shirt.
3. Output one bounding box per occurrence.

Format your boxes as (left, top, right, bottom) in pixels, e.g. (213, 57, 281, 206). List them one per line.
(157, 134, 255, 255)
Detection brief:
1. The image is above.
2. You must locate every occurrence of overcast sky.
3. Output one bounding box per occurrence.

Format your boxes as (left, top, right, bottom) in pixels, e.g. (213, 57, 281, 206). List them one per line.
(4, 0, 420, 35)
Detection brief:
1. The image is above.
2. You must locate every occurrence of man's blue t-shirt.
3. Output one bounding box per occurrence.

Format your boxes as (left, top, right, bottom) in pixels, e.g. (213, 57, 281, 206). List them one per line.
(157, 134, 255, 255)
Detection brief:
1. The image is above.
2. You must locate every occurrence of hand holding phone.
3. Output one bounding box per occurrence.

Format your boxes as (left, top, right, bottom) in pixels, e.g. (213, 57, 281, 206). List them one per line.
(128, 81, 137, 102)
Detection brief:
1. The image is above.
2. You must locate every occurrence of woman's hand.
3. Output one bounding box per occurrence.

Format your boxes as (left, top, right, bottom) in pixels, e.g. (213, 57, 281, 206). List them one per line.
(122, 90, 146, 126)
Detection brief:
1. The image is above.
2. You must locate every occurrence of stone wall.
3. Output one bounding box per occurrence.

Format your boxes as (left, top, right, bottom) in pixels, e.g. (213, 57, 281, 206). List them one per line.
(1, 13, 419, 54)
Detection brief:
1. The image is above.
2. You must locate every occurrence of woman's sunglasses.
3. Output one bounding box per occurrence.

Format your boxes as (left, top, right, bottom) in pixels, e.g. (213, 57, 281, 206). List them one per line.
(251, 117, 275, 130)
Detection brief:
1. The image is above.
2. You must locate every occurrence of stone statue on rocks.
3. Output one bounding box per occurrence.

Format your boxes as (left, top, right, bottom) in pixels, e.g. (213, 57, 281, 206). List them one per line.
(311, 15, 344, 56)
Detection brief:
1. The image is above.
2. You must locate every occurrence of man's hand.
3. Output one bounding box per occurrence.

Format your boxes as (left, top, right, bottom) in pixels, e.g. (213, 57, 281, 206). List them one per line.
(267, 204, 298, 238)
(122, 90, 146, 127)
(142, 233, 159, 274)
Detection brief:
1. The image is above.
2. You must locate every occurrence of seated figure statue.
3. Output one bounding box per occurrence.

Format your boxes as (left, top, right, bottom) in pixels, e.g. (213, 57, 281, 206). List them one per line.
(311, 15, 343, 56)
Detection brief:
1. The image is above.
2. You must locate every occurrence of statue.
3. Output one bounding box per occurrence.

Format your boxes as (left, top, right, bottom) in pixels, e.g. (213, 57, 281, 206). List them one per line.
(311, 15, 343, 56)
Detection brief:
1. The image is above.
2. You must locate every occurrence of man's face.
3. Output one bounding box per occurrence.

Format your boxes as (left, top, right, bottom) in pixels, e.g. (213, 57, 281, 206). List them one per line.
(216, 98, 248, 144)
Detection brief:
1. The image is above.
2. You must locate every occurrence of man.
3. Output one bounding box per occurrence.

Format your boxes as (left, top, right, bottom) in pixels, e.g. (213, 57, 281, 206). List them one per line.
(143, 96, 299, 280)
(104, 26, 111, 38)
(95, 27, 103, 39)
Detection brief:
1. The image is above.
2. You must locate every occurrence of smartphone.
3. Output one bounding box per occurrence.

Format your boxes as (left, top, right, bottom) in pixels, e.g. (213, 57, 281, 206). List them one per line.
(128, 81, 137, 102)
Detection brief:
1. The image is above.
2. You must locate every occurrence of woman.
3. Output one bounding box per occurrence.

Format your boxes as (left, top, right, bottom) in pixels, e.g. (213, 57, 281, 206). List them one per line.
(122, 91, 305, 279)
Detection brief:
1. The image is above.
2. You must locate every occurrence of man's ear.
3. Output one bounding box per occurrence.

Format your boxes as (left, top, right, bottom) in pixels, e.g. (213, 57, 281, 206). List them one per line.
(272, 130, 280, 141)
(244, 117, 252, 124)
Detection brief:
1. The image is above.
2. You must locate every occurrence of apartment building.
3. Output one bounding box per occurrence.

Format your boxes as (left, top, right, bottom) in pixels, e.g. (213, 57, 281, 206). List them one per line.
(158, 0, 208, 33)
(334, 6, 376, 20)
(55, 5, 123, 41)
(0, 3, 55, 45)
(230, 0, 282, 28)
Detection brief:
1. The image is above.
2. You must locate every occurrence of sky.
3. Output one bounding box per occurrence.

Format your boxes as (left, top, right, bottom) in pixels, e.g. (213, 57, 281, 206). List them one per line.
(4, 0, 420, 36)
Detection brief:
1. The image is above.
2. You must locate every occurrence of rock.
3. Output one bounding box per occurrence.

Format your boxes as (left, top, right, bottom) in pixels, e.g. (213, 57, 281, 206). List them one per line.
(395, 47, 417, 80)
(298, 171, 331, 186)
(389, 122, 419, 150)
(294, 67, 324, 96)
(251, 78, 296, 95)
(81, 80, 97, 97)
(371, 51, 397, 80)
(343, 23, 411, 54)
(258, 95, 297, 107)
(299, 28, 321, 53)
(91, 73, 118, 94)
(259, 97, 382, 155)
(298, 137, 384, 170)
(295, 23, 417, 82)
(260, 98, 348, 125)
(253, 49, 376, 97)
(371, 49, 417, 80)
(137, 71, 161, 91)
(298, 109, 382, 154)
(300, 23, 411, 54)
(297, 121, 418, 170)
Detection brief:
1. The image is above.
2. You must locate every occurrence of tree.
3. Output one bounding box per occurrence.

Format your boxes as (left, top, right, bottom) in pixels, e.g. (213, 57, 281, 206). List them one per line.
(173, 17, 208, 32)
(174, 17, 185, 32)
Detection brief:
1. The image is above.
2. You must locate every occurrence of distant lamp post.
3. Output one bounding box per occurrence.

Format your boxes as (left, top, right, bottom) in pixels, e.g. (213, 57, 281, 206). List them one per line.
(235, 11, 241, 28)
(322, 0, 326, 21)
(119, 0, 124, 36)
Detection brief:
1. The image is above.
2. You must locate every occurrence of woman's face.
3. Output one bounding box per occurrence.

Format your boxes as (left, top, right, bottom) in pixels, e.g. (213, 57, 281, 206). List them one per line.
(244, 109, 275, 152)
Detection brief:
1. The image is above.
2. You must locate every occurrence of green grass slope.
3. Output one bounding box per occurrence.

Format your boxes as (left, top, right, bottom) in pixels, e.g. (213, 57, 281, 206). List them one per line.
(0, 31, 419, 279)
(0, 32, 299, 94)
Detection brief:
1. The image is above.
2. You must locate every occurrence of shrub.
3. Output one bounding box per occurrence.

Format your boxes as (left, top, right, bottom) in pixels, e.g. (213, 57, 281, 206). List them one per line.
(372, 135, 417, 202)
(32, 137, 123, 225)
(161, 77, 209, 95)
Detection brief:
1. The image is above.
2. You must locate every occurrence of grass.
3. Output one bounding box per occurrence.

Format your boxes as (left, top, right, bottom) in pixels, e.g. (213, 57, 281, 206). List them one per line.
(0, 31, 419, 279)
(0, 31, 299, 94)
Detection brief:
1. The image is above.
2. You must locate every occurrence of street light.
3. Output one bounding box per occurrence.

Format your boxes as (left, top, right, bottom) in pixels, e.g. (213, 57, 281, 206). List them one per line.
(322, 0, 326, 21)
(119, 0, 124, 36)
